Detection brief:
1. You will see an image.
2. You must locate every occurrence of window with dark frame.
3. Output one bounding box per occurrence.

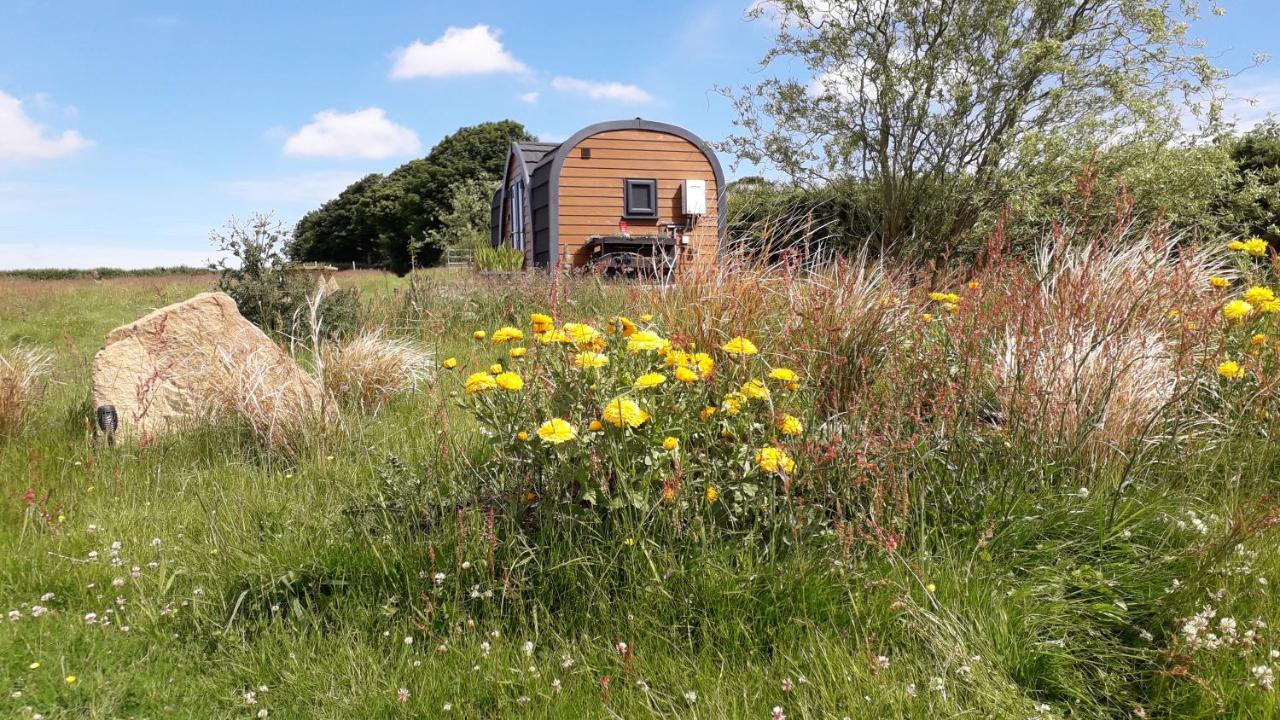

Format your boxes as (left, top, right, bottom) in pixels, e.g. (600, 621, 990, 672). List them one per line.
(623, 178, 658, 219)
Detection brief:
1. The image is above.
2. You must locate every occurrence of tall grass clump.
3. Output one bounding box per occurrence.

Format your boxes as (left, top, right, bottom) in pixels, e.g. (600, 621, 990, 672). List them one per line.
(320, 331, 433, 413)
(0, 344, 53, 437)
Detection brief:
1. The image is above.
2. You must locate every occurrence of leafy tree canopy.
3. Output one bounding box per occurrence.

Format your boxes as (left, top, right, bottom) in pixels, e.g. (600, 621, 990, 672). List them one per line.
(289, 120, 532, 273)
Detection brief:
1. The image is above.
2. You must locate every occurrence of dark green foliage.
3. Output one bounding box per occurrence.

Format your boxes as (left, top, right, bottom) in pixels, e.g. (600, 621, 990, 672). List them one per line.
(288, 120, 532, 274)
(289, 174, 387, 266)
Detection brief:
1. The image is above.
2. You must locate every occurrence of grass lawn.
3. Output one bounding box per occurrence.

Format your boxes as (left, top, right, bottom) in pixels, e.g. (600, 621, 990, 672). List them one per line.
(2, 260, 1279, 719)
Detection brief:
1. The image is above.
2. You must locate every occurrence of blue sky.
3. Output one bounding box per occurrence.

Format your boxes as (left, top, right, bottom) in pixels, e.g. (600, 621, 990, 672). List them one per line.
(1, 0, 1278, 269)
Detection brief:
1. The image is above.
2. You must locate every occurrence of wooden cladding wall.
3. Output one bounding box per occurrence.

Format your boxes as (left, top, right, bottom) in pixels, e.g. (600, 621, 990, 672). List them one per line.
(557, 130, 719, 270)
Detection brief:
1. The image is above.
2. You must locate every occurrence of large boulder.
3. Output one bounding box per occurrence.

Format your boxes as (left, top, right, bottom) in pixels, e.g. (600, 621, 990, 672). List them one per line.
(91, 291, 327, 442)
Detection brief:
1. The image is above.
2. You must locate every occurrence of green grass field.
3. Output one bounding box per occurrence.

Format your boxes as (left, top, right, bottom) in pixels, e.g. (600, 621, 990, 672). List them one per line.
(2, 260, 1279, 719)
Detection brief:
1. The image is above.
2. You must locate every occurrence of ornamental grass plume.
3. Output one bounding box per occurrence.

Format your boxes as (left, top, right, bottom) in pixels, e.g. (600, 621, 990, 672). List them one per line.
(991, 236, 1226, 452)
(0, 344, 53, 437)
(320, 330, 433, 413)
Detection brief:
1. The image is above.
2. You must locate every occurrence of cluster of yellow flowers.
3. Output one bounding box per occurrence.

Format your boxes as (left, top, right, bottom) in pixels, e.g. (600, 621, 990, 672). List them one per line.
(1227, 237, 1271, 257)
(446, 313, 808, 507)
(1215, 239, 1278, 382)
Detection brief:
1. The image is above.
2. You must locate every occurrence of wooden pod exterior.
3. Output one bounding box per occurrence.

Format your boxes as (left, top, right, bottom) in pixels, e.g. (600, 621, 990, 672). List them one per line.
(491, 119, 725, 272)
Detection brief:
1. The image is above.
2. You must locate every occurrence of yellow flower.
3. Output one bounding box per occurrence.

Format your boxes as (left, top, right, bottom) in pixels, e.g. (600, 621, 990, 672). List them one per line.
(1209, 276, 1230, 289)
(754, 446, 796, 474)
(516, 431, 530, 442)
(662, 436, 679, 451)
(1262, 300, 1280, 314)
(1218, 360, 1247, 380)
(536, 329, 569, 344)
(602, 397, 649, 428)
(1222, 299, 1254, 322)
(495, 372, 524, 391)
(1244, 286, 1276, 305)
(942, 302, 959, 313)
(967, 280, 981, 290)
(639, 313, 654, 322)
(491, 326, 524, 344)
(705, 485, 719, 503)
(722, 336, 759, 356)
(777, 414, 804, 436)
(741, 379, 771, 400)
(674, 366, 700, 383)
(465, 372, 497, 394)
(473, 330, 487, 340)
(573, 351, 610, 369)
(627, 330, 668, 353)
(28, 662, 40, 669)
(489, 363, 504, 375)
(721, 392, 745, 415)
(509, 346, 527, 359)
(921, 313, 935, 323)
(536, 418, 577, 444)
(442, 357, 458, 369)
(530, 313, 554, 334)
(610, 315, 637, 337)
(768, 368, 797, 382)
(634, 372, 667, 390)
(699, 406, 717, 421)
(661, 484, 676, 503)
(65, 675, 77, 684)
(928, 291, 961, 304)
(691, 352, 714, 378)
(1252, 333, 1269, 347)
(562, 322, 601, 349)
(589, 419, 604, 432)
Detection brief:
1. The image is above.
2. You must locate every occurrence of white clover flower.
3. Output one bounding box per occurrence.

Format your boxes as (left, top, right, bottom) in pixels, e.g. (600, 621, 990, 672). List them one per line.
(404, 636, 413, 645)
(552, 678, 562, 693)
(84, 612, 98, 624)
(873, 655, 890, 671)
(40, 593, 55, 602)
(522, 640, 534, 657)
(683, 690, 696, 703)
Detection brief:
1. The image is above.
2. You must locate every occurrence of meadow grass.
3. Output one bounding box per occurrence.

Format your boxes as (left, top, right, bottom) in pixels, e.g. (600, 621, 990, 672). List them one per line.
(2, 254, 1279, 719)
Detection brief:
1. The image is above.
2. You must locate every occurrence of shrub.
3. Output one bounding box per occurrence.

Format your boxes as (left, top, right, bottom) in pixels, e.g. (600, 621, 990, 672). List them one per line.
(210, 213, 359, 339)
(0, 345, 53, 437)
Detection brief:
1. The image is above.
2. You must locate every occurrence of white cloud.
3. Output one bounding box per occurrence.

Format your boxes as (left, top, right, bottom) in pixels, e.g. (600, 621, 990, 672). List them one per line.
(518, 91, 540, 104)
(1221, 76, 1280, 132)
(550, 76, 655, 104)
(283, 108, 420, 159)
(222, 170, 368, 205)
(390, 25, 527, 79)
(0, 90, 92, 162)
(536, 131, 566, 143)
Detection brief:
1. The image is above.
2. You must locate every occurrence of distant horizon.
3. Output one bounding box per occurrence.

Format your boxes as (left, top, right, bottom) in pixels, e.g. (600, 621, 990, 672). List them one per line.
(3, 0, 1280, 269)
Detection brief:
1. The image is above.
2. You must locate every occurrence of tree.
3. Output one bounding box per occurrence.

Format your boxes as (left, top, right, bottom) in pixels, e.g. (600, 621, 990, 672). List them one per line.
(379, 120, 532, 272)
(722, 0, 1229, 255)
(419, 175, 500, 254)
(290, 174, 386, 265)
(287, 120, 532, 273)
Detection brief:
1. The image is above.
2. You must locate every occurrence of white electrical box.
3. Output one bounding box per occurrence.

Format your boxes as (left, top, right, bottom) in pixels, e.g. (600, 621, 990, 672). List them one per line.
(682, 179, 706, 216)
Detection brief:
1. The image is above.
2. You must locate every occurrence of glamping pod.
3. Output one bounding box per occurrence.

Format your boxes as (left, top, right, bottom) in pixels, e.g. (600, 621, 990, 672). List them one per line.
(490, 119, 725, 277)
